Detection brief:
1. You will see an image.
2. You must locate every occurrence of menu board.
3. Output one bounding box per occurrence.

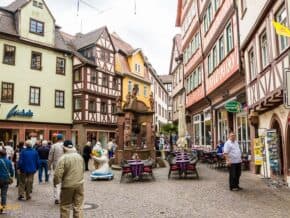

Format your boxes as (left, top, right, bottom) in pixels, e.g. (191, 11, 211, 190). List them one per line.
(266, 130, 280, 175)
(253, 138, 263, 165)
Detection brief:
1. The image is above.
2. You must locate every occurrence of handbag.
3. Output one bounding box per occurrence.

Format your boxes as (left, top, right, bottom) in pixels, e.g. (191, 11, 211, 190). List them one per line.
(0, 159, 13, 185)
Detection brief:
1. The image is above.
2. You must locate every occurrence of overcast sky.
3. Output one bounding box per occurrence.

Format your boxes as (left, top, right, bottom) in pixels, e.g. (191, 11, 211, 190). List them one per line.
(1, 0, 179, 75)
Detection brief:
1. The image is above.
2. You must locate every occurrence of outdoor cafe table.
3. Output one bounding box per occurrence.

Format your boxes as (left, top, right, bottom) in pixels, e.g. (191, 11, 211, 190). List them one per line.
(128, 160, 144, 178)
(176, 159, 190, 173)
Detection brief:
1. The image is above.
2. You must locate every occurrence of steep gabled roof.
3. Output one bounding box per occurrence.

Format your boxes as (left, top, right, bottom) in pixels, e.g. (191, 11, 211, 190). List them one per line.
(4, 0, 29, 12)
(0, 10, 17, 36)
(111, 32, 134, 55)
(168, 34, 182, 74)
(73, 26, 106, 50)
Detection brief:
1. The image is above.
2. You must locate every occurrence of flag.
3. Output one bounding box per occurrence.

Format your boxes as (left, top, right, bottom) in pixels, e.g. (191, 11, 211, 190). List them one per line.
(272, 21, 290, 37)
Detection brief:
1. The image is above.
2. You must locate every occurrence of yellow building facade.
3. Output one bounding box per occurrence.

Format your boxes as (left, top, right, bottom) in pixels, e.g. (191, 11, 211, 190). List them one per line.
(0, 0, 72, 144)
(112, 33, 151, 107)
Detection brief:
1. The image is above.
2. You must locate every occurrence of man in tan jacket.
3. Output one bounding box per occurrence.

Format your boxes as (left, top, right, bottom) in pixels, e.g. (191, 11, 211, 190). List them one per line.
(54, 140, 84, 218)
(48, 134, 64, 204)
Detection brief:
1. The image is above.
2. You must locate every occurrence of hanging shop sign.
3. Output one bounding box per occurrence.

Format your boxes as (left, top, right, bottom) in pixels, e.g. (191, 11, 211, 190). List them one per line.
(224, 101, 242, 113)
(6, 105, 33, 119)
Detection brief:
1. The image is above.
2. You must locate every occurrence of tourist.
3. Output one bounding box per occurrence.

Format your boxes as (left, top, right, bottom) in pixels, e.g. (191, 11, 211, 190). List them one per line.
(48, 134, 64, 204)
(107, 139, 116, 159)
(223, 132, 242, 191)
(82, 141, 92, 171)
(0, 149, 14, 214)
(4, 141, 14, 161)
(12, 142, 24, 187)
(53, 140, 84, 218)
(37, 140, 50, 183)
(216, 140, 224, 155)
(18, 140, 39, 200)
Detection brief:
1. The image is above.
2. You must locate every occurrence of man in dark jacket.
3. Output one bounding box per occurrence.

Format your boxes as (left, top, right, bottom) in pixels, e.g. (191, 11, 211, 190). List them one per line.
(37, 140, 50, 183)
(18, 140, 39, 201)
(82, 141, 92, 171)
(0, 149, 14, 214)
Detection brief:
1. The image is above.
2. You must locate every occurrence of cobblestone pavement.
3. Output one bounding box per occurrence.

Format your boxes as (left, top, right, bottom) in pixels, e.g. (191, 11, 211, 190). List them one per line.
(2, 163, 290, 218)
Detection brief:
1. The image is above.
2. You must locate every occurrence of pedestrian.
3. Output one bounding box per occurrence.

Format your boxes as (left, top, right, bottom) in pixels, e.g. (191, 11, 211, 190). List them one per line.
(223, 132, 243, 191)
(48, 134, 64, 204)
(0, 149, 14, 214)
(107, 139, 115, 159)
(54, 140, 84, 218)
(4, 141, 14, 161)
(18, 140, 39, 201)
(12, 142, 24, 187)
(37, 140, 50, 183)
(82, 141, 92, 171)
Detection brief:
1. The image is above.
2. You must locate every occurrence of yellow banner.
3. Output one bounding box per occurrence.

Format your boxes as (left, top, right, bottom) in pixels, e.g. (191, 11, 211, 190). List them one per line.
(253, 138, 263, 165)
(272, 21, 290, 37)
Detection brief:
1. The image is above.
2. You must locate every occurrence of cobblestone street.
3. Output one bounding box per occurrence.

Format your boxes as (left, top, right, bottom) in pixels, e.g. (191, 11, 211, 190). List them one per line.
(1, 163, 290, 218)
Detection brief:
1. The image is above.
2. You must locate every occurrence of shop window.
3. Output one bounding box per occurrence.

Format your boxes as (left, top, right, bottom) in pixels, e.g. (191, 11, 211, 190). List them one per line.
(56, 57, 66, 75)
(31, 51, 42, 70)
(1, 82, 14, 103)
(55, 90, 65, 108)
(29, 86, 40, 106)
(3, 44, 16, 65)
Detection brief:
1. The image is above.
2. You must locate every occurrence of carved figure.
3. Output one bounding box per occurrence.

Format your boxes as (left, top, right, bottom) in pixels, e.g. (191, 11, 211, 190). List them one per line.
(149, 92, 154, 111)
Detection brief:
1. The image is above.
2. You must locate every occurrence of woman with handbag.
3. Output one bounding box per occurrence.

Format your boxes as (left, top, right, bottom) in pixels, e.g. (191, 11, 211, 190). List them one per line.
(0, 149, 14, 214)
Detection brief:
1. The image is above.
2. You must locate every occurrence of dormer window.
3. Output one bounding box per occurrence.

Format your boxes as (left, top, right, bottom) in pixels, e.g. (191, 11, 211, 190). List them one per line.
(30, 18, 44, 36)
(135, 64, 141, 73)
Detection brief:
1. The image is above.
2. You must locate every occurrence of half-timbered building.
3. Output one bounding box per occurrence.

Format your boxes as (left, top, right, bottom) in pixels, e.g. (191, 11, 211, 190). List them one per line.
(62, 27, 122, 146)
(238, 0, 290, 182)
(176, 0, 248, 151)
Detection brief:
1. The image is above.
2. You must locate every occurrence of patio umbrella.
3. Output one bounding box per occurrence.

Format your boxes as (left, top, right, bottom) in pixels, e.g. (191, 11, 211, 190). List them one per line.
(176, 104, 188, 150)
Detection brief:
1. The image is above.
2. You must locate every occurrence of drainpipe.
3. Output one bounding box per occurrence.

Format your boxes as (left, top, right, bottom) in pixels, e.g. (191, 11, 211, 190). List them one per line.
(233, 0, 243, 77)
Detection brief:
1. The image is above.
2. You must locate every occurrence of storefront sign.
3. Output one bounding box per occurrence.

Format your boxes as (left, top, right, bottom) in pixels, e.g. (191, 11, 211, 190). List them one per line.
(253, 138, 263, 166)
(6, 105, 33, 119)
(224, 101, 241, 113)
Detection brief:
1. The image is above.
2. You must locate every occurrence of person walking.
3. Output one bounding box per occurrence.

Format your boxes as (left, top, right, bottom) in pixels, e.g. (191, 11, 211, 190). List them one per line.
(18, 140, 39, 200)
(54, 140, 84, 218)
(37, 140, 50, 183)
(48, 134, 64, 204)
(223, 132, 242, 191)
(82, 141, 92, 171)
(0, 149, 14, 214)
(4, 141, 14, 161)
(12, 142, 24, 187)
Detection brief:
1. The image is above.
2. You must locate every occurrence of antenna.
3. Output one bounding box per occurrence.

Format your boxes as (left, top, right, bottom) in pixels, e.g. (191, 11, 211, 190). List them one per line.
(77, 0, 80, 16)
(134, 0, 137, 15)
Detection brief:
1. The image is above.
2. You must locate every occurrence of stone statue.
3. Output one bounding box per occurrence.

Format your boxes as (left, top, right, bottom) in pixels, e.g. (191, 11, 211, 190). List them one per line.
(116, 96, 122, 112)
(149, 92, 154, 111)
(132, 84, 139, 98)
(124, 93, 131, 107)
(90, 142, 114, 180)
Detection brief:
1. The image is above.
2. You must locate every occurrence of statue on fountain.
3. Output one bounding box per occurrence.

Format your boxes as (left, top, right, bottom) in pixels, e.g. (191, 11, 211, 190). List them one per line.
(90, 141, 114, 180)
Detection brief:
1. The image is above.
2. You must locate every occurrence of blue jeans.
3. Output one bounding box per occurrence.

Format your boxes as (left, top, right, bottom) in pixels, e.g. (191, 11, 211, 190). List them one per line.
(0, 181, 8, 206)
(38, 160, 49, 182)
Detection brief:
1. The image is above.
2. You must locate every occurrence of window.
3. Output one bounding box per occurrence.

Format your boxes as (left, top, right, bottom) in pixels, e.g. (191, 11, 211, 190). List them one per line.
(187, 78, 190, 93)
(212, 45, 217, 69)
(190, 74, 194, 90)
(111, 103, 117, 114)
(203, 14, 208, 33)
(208, 53, 212, 75)
(100, 101, 108, 114)
(1, 82, 14, 103)
(113, 78, 118, 89)
(214, 0, 220, 12)
(88, 99, 96, 112)
(29, 86, 40, 105)
(31, 51, 42, 70)
(248, 48, 256, 80)
(194, 71, 198, 88)
(197, 67, 202, 85)
(100, 50, 110, 62)
(91, 71, 97, 84)
(56, 57, 65, 75)
(74, 70, 81, 82)
(219, 35, 225, 61)
(74, 98, 82, 111)
(29, 18, 44, 36)
(226, 24, 233, 53)
(168, 84, 172, 92)
(33, 0, 43, 9)
(128, 81, 132, 93)
(135, 64, 141, 73)
(207, 3, 212, 23)
(260, 31, 269, 69)
(3, 44, 16, 65)
(276, 5, 288, 53)
(55, 90, 65, 108)
(144, 86, 147, 97)
(102, 74, 108, 87)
